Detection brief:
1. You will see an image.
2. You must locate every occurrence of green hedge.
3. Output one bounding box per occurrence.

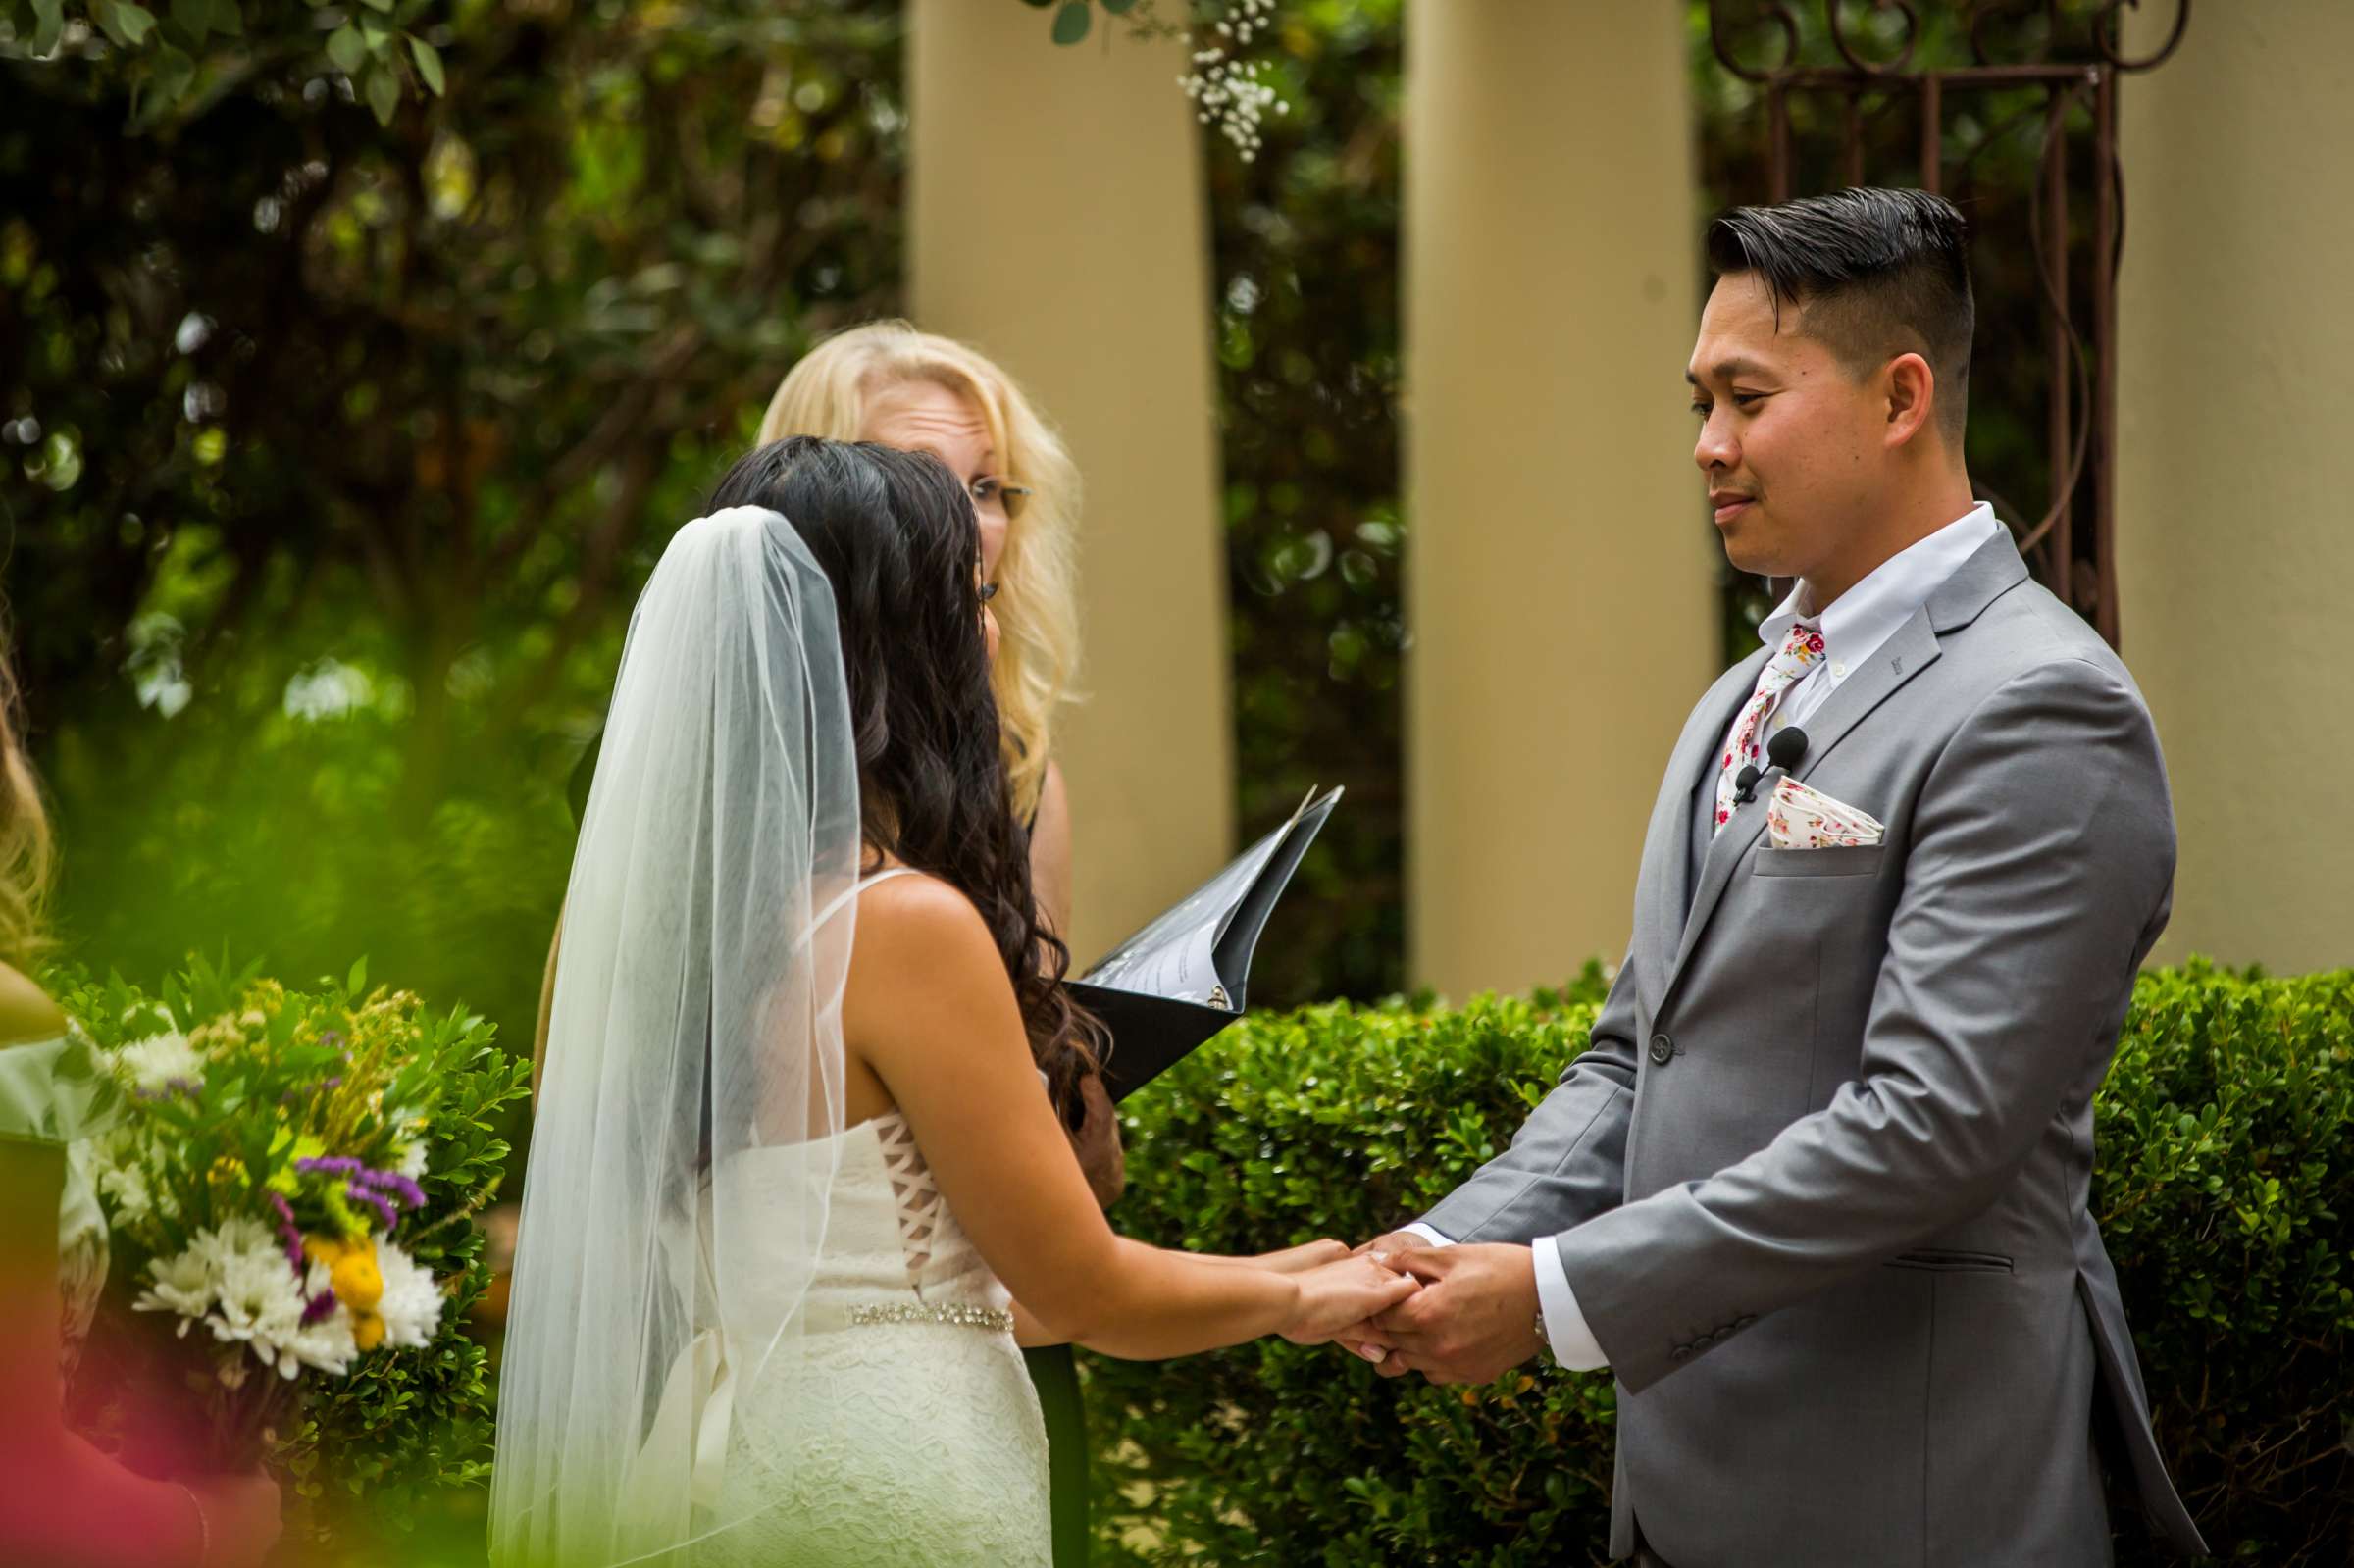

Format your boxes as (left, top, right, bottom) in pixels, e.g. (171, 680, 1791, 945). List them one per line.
(1085, 960, 2354, 1566)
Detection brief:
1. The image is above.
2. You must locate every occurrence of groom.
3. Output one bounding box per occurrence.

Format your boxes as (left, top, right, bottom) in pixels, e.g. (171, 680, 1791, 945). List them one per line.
(1347, 189, 2207, 1565)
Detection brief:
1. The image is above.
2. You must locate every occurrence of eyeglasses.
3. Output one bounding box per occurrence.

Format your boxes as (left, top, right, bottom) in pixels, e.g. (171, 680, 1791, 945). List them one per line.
(968, 476, 1033, 520)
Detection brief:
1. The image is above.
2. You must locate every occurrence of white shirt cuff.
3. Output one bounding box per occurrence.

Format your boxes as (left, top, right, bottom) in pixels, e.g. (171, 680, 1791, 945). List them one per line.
(1404, 1225, 1608, 1371)
(1531, 1237, 1609, 1370)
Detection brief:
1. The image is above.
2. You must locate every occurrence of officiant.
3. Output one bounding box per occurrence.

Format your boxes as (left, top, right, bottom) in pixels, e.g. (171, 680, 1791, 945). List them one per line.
(533, 322, 1117, 1566)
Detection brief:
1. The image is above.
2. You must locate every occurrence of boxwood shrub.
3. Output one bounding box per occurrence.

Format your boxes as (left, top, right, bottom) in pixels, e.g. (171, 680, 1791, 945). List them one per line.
(1085, 960, 2352, 1566)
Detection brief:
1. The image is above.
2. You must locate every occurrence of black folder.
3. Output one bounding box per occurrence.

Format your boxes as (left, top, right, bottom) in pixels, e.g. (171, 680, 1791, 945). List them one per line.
(1068, 787, 1342, 1101)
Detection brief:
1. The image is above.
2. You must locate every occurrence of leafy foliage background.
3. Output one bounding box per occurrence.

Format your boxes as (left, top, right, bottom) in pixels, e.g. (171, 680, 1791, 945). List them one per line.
(1087, 963, 2354, 1565)
(2, 1, 2159, 1043)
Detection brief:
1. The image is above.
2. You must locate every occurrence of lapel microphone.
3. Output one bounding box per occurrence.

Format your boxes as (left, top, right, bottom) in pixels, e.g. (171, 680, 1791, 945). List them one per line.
(1733, 726, 1811, 806)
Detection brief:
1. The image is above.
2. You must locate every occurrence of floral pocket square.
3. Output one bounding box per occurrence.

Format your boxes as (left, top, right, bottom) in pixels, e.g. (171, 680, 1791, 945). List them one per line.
(1766, 777, 1885, 850)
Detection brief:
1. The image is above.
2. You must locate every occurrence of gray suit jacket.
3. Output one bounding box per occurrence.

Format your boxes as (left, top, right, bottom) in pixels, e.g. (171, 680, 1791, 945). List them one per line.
(1423, 531, 2206, 1566)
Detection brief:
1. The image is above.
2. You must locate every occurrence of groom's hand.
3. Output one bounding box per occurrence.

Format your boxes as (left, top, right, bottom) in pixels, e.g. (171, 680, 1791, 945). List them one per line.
(1331, 1231, 1432, 1363)
(1365, 1243, 1545, 1386)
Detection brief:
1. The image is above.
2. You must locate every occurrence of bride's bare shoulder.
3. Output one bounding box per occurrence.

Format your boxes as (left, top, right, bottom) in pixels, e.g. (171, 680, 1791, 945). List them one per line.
(846, 871, 1019, 1023)
(853, 871, 996, 963)
(0, 961, 66, 1049)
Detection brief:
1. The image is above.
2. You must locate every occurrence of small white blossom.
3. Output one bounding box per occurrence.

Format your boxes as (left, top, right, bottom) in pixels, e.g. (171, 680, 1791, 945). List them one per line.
(115, 1031, 204, 1093)
(210, 1245, 309, 1375)
(374, 1241, 444, 1350)
(133, 1242, 215, 1324)
(288, 1292, 360, 1377)
(211, 1215, 277, 1256)
(97, 1158, 155, 1220)
(137, 1218, 321, 1377)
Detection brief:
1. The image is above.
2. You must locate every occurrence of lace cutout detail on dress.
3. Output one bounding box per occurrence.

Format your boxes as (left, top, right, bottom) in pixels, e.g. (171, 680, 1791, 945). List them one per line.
(873, 1115, 945, 1291)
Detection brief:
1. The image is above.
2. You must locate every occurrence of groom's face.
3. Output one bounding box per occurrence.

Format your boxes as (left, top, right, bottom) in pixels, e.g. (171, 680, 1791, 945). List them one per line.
(1687, 274, 1884, 584)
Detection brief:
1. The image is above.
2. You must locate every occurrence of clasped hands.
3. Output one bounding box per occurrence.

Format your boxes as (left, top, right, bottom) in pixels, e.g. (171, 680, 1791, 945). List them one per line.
(1264, 1232, 1547, 1385)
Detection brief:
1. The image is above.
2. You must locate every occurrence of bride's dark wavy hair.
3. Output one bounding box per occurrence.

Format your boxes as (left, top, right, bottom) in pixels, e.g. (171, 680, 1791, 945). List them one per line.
(708, 435, 1104, 1129)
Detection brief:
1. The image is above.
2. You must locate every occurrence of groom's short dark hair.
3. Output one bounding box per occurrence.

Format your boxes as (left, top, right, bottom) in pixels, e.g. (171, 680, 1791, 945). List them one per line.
(1706, 186, 1974, 443)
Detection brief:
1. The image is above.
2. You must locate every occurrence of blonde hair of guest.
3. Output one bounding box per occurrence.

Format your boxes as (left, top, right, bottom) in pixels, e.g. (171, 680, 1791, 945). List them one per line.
(758, 321, 1081, 821)
(0, 617, 52, 970)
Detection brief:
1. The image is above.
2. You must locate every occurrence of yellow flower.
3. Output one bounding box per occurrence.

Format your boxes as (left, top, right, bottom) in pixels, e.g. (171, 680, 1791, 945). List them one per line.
(305, 1233, 388, 1350)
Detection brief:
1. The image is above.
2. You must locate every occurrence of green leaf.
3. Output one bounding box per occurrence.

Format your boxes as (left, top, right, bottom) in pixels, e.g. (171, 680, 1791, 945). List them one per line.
(92, 0, 159, 48)
(210, 0, 240, 35)
(1100, 0, 1137, 11)
(30, 0, 63, 57)
(1049, 0, 1089, 46)
(169, 0, 209, 42)
(366, 63, 398, 126)
(407, 34, 443, 96)
(326, 22, 365, 75)
(1017, 0, 1052, 7)
(149, 41, 194, 104)
(346, 955, 369, 997)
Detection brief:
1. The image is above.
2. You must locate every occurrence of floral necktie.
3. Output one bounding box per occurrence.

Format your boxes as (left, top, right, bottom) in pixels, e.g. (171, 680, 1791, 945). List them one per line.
(1714, 620, 1827, 835)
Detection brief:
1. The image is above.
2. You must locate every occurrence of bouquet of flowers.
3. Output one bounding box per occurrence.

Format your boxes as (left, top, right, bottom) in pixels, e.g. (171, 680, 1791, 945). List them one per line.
(53, 953, 531, 1543)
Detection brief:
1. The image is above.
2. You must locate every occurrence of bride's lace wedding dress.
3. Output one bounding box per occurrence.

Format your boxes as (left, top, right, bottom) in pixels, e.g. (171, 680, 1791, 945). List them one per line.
(692, 1097, 1051, 1564)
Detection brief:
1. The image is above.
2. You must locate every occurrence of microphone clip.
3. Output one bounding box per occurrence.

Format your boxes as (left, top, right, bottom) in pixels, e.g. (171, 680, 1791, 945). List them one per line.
(1731, 726, 1811, 809)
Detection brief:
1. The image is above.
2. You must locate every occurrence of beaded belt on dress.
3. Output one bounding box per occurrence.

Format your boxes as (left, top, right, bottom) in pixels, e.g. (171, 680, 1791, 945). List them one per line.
(840, 1299, 1013, 1333)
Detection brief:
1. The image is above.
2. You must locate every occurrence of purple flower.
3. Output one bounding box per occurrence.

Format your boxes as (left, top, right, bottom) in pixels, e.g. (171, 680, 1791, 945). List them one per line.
(300, 1155, 426, 1233)
(267, 1191, 307, 1275)
(301, 1290, 338, 1325)
(354, 1167, 427, 1211)
(347, 1184, 402, 1231)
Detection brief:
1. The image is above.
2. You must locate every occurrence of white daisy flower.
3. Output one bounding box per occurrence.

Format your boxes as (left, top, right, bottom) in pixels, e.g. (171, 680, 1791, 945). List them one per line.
(116, 1030, 204, 1093)
(373, 1241, 444, 1350)
(289, 1306, 360, 1377)
(133, 1242, 216, 1327)
(207, 1215, 278, 1259)
(210, 1245, 307, 1373)
(97, 1158, 154, 1220)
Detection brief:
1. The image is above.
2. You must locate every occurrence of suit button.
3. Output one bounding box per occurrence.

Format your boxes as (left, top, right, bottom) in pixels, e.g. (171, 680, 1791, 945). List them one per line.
(1649, 1034, 1674, 1066)
(1735, 1315, 1757, 1330)
(1669, 1344, 1693, 1362)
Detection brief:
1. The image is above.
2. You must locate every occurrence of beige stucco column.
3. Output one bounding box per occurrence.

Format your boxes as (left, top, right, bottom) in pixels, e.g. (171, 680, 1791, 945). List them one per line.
(1405, 3, 1714, 998)
(907, 2, 1232, 966)
(2116, 6, 2354, 972)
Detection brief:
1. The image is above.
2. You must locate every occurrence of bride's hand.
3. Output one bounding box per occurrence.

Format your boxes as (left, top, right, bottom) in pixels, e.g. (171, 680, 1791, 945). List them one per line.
(1247, 1239, 1351, 1275)
(1279, 1252, 1419, 1345)
(182, 1468, 281, 1568)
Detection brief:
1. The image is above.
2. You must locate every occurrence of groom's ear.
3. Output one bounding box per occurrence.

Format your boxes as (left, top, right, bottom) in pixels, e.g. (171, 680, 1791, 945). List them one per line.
(1881, 351, 1940, 450)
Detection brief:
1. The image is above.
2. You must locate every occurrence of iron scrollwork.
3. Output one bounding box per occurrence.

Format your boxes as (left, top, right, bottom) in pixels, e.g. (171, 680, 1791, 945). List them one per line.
(1701, 0, 2191, 648)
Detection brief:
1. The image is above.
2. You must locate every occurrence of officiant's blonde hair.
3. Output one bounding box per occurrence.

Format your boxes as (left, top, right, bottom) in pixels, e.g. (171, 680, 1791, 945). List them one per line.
(0, 620, 52, 967)
(758, 322, 1080, 820)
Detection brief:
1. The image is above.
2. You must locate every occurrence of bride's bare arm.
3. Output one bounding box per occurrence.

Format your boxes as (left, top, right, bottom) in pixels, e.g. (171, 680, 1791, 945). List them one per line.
(847, 879, 1414, 1361)
(0, 1024, 277, 1566)
(1010, 1241, 1350, 1348)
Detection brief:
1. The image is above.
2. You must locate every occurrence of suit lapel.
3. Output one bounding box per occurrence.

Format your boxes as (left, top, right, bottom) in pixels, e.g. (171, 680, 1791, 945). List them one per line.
(1636, 653, 1765, 1021)
(1654, 528, 2032, 1016)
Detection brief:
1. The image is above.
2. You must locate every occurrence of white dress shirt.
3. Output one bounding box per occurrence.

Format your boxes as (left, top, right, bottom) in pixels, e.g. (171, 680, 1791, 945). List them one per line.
(1405, 503, 2005, 1372)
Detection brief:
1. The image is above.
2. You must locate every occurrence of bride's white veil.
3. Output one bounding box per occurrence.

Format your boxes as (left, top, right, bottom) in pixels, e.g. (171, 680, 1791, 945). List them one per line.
(490, 505, 862, 1565)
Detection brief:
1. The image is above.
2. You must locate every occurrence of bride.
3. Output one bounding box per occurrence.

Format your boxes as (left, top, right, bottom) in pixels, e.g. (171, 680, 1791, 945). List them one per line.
(489, 436, 1414, 1566)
